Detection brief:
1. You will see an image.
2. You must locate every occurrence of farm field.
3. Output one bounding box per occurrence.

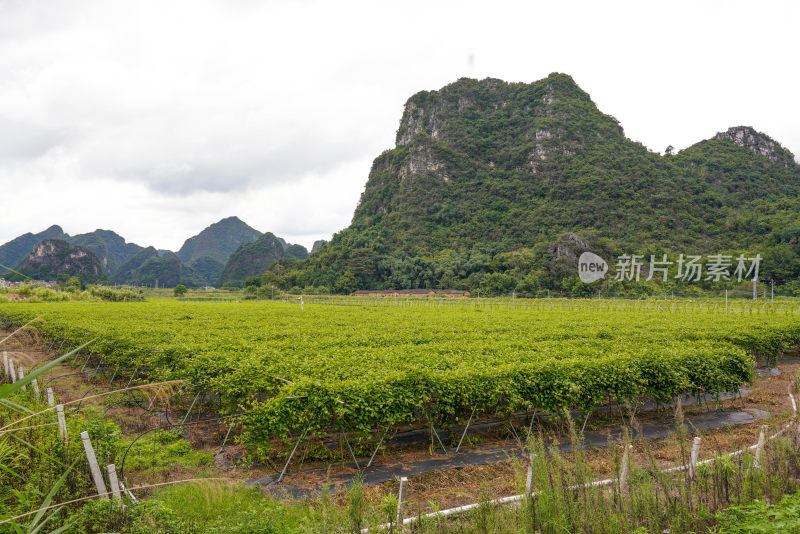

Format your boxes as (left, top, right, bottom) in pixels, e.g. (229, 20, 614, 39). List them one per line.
(0, 298, 798, 445)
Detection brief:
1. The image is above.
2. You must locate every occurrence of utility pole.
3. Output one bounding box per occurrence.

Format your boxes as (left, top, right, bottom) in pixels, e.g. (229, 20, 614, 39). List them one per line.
(771, 279, 774, 303)
(752, 278, 757, 301)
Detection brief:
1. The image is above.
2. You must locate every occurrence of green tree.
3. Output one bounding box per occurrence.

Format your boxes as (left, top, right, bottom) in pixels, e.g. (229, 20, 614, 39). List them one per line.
(173, 284, 188, 297)
(65, 276, 83, 292)
(334, 270, 358, 294)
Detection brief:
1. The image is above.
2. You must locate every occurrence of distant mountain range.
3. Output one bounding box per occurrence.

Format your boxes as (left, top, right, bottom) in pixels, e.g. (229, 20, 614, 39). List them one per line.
(0, 216, 309, 287)
(6, 73, 800, 295)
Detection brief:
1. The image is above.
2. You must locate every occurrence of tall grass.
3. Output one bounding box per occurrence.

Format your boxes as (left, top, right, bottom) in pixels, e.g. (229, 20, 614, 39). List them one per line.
(375, 421, 800, 533)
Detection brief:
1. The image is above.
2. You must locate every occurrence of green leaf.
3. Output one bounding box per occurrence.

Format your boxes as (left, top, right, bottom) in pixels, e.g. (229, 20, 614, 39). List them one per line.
(28, 460, 77, 533)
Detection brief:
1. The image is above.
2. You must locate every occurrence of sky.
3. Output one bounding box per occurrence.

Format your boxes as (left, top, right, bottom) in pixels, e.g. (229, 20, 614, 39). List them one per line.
(0, 0, 798, 251)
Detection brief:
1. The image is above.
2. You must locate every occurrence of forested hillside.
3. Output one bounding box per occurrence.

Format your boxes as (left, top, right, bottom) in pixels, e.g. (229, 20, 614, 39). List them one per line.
(257, 73, 800, 295)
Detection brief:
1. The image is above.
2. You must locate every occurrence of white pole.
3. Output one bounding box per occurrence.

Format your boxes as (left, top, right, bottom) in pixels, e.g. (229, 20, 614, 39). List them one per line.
(17, 365, 26, 391)
(525, 453, 535, 495)
(689, 437, 702, 479)
(56, 404, 67, 441)
(725, 289, 728, 315)
(107, 464, 122, 500)
(396, 476, 408, 527)
(619, 444, 632, 491)
(2, 350, 7, 376)
(32, 377, 40, 398)
(754, 425, 768, 469)
(81, 431, 109, 499)
(9, 359, 16, 382)
(46, 387, 55, 407)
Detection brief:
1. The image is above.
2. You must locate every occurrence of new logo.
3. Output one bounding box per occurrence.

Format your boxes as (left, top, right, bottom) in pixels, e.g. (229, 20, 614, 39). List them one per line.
(578, 252, 608, 283)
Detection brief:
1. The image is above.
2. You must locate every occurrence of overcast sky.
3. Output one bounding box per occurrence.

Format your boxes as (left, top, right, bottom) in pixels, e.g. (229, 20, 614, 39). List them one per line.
(0, 0, 798, 251)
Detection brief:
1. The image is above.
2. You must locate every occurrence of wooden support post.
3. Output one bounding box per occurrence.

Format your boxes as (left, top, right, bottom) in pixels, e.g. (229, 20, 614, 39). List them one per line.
(46, 387, 55, 407)
(689, 436, 702, 479)
(107, 464, 122, 500)
(56, 404, 67, 441)
(754, 425, 768, 469)
(81, 431, 109, 499)
(396, 476, 408, 528)
(619, 444, 632, 491)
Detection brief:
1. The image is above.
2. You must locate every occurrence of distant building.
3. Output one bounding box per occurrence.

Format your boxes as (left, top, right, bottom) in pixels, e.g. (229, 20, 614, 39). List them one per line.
(0, 279, 55, 289)
(351, 289, 470, 298)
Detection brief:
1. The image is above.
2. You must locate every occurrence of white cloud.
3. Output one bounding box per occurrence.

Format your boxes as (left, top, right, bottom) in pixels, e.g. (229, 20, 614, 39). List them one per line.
(0, 0, 798, 250)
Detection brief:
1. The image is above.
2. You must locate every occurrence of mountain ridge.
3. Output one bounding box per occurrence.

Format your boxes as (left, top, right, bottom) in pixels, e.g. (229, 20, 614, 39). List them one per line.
(257, 73, 800, 294)
(0, 218, 305, 287)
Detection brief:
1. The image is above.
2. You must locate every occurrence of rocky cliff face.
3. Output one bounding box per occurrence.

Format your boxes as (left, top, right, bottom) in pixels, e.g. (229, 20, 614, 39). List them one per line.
(0, 225, 67, 270)
(68, 229, 143, 273)
(349, 73, 638, 251)
(714, 126, 797, 168)
(21, 239, 104, 281)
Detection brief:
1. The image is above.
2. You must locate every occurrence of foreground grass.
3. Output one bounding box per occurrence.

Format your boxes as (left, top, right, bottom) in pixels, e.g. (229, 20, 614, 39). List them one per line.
(713, 491, 800, 533)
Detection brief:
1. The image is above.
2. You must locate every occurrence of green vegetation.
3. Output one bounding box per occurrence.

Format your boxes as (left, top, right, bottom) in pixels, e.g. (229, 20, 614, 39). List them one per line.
(0, 299, 796, 447)
(177, 216, 263, 285)
(177, 216, 262, 266)
(1, 229, 146, 286)
(119, 429, 213, 477)
(2, 299, 800, 532)
(12, 239, 106, 283)
(0, 225, 67, 269)
(217, 232, 286, 286)
(714, 490, 800, 533)
(0, 283, 143, 302)
(0, 216, 310, 289)
(67, 229, 145, 275)
(263, 74, 800, 295)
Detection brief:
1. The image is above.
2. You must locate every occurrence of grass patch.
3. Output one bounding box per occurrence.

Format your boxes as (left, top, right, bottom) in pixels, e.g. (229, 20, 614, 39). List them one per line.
(120, 429, 213, 476)
(150, 480, 310, 533)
